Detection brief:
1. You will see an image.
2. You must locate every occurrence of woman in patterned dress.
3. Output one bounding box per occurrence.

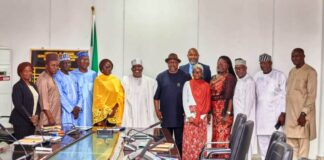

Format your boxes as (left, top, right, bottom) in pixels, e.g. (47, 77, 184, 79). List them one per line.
(182, 64, 211, 160)
(210, 56, 237, 158)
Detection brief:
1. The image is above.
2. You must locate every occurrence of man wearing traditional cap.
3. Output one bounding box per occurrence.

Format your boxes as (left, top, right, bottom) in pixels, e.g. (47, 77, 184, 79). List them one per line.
(233, 58, 257, 160)
(70, 51, 96, 126)
(180, 48, 211, 83)
(254, 53, 287, 159)
(154, 53, 191, 156)
(121, 58, 158, 128)
(284, 48, 317, 159)
(36, 52, 61, 126)
(54, 53, 80, 126)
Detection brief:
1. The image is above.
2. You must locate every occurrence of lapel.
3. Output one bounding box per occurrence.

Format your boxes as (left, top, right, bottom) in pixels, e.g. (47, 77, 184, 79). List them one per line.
(184, 63, 190, 73)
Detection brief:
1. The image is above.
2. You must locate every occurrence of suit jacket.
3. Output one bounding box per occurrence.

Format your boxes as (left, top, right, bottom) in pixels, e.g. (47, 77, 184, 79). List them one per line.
(179, 62, 211, 83)
(10, 79, 41, 127)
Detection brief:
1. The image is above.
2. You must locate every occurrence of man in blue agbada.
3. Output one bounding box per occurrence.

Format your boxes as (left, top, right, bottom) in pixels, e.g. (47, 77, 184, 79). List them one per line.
(70, 51, 97, 127)
(54, 53, 80, 126)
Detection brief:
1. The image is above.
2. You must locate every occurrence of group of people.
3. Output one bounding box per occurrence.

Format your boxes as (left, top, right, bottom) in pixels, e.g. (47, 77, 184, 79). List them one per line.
(10, 47, 317, 160)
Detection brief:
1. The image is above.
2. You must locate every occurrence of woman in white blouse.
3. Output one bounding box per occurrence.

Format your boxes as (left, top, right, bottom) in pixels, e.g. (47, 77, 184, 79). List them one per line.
(10, 62, 41, 139)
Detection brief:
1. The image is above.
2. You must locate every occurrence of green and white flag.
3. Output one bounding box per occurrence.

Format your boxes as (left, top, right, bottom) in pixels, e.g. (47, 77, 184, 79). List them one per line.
(91, 8, 98, 73)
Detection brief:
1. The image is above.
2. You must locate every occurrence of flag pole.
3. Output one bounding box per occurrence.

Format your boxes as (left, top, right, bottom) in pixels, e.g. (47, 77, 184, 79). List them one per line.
(90, 6, 95, 56)
(91, 6, 95, 15)
(90, 6, 99, 73)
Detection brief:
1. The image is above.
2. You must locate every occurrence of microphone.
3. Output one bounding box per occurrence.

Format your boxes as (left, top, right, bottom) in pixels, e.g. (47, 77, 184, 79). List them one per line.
(62, 122, 80, 135)
(127, 138, 165, 160)
(0, 123, 30, 160)
(124, 122, 162, 144)
(0, 116, 10, 118)
(62, 122, 76, 129)
(148, 137, 166, 150)
(127, 139, 154, 160)
(122, 136, 135, 142)
(137, 139, 154, 159)
(127, 121, 162, 136)
(34, 127, 56, 154)
(34, 128, 46, 147)
(274, 121, 281, 130)
(0, 138, 15, 143)
(147, 121, 162, 129)
(129, 129, 156, 140)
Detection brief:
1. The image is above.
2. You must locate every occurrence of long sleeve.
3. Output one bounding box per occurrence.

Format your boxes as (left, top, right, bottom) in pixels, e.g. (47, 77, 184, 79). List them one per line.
(244, 79, 256, 118)
(116, 81, 125, 124)
(75, 80, 83, 109)
(150, 79, 159, 122)
(204, 65, 212, 83)
(12, 84, 31, 121)
(70, 72, 83, 109)
(278, 73, 287, 114)
(303, 69, 317, 114)
(54, 76, 74, 113)
(36, 77, 50, 111)
(92, 79, 112, 124)
(224, 75, 236, 100)
(182, 81, 191, 116)
(222, 75, 236, 115)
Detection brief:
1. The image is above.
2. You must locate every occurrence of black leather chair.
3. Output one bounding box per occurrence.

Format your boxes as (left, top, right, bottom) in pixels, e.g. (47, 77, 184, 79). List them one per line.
(265, 131, 287, 160)
(200, 120, 254, 160)
(265, 141, 293, 160)
(229, 113, 247, 148)
(228, 120, 254, 160)
(0, 116, 14, 144)
(199, 113, 247, 158)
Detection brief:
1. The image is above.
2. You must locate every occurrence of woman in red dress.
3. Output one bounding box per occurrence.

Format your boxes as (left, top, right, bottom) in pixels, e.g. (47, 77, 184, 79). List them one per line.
(182, 64, 211, 160)
(210, 56, 237, 158)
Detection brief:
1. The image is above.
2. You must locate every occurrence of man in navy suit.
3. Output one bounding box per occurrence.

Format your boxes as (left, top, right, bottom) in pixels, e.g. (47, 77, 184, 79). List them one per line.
(179, 48, 211, 83)
(154, 53, 191, 156)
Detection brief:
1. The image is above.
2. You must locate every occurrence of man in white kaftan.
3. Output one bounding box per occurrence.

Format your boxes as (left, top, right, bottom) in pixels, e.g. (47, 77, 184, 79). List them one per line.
(122, 58, 158, 128)
(233, 58, 257, 160)
(254, 54, 286, 160)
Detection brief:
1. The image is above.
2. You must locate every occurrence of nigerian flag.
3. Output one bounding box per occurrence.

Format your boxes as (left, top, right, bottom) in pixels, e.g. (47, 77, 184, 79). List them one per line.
(91, 11, 98, 73)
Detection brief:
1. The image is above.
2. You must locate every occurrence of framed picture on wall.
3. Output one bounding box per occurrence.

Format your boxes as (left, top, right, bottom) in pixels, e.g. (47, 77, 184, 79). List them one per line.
(30, 49, 88, 82)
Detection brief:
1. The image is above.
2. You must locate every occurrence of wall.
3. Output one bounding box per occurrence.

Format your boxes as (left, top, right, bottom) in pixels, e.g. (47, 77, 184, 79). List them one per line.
(0, 0, 322, 158)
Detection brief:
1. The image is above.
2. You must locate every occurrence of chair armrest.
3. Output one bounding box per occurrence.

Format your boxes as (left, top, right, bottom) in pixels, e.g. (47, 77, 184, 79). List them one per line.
(205, 141, 230, 145)
(207, 148, 231, 158)
(202, 148, 231, 158)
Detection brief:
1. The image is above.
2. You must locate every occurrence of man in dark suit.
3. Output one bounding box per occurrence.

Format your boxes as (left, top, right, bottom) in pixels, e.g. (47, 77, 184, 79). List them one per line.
(179, 48, 211, 83)
(154, 53, 191, 156)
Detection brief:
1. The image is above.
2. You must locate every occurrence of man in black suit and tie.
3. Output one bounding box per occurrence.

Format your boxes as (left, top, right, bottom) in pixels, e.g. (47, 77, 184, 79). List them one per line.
(179, 48, 211, 83)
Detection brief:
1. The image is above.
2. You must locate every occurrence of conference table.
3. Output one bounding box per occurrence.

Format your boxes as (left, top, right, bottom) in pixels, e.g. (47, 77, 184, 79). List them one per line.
(0, 127, 180, 160)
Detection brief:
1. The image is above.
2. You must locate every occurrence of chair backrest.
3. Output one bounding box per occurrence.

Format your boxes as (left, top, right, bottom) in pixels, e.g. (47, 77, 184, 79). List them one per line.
(229, 113, 247, 148)
(265, 131, 287, 159)
(265, 141, 293, 160)
(229, 120, 254, 160)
